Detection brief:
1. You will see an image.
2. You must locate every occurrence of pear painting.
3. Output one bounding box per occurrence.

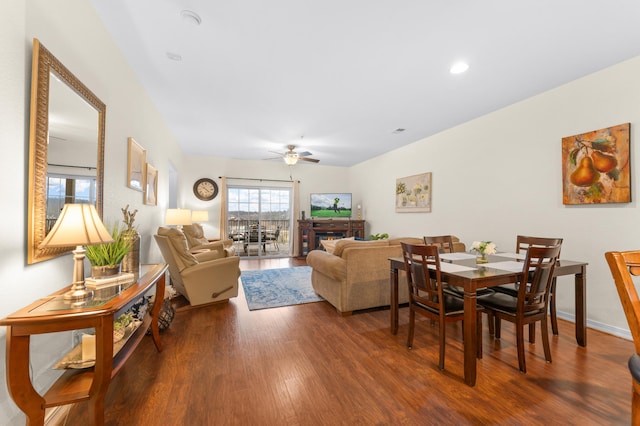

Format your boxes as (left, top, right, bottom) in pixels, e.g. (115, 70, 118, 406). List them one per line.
(562, 123, 630, 204)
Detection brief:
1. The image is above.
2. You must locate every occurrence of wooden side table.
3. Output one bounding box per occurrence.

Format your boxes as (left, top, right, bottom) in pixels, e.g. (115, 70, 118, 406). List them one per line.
(0, 263, 168, 425)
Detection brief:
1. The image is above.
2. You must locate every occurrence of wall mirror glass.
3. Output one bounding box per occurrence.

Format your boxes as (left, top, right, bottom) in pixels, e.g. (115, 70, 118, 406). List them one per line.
(28, 38, 106, 264)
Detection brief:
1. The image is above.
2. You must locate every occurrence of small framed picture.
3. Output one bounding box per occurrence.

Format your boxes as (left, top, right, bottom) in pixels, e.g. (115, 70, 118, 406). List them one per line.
(127, 137, 146, 191)
(144, 163, 158, 205)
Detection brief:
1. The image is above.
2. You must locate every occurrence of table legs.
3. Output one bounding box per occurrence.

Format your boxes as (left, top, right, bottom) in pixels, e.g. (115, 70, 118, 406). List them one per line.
(575, 266, 587, 346)
(463, 289, 478, 387)
(390, 266, 399, 335)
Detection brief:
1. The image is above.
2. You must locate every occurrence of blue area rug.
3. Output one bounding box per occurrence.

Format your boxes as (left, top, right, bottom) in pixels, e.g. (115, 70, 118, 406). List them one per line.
(241, 266, 324, 311)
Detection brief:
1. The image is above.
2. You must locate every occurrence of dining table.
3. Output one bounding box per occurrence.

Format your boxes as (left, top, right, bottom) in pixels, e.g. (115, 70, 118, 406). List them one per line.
(388, 252, 588, 386)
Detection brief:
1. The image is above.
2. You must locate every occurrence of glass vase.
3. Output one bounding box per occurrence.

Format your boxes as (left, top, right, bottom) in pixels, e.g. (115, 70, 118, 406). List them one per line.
(476, 253, 488, 264)
(121, 229, 140, 277)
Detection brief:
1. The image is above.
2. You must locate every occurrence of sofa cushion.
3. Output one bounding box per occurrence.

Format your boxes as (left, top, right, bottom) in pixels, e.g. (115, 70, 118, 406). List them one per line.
(333, 239, 389, 257)
(388, 237, 424, 246)
(158, 227, 198, 270)
(320, 237, 354, 254)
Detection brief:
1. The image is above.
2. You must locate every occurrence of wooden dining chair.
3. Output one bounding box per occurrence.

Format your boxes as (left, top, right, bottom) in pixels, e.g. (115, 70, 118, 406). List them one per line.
(423, 235, 455, 253)
(477, 244, 561, 373)
(605, 250, 640, 425)
(401, 242, 483, 371)
(492, 235, 563, 340)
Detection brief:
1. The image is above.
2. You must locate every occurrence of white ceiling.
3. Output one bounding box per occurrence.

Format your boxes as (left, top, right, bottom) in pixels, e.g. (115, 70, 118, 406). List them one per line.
(90, 1, 640, 167)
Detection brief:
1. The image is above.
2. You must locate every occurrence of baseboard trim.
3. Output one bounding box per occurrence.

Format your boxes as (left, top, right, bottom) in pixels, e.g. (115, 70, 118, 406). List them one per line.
(557, 311, 631, 341)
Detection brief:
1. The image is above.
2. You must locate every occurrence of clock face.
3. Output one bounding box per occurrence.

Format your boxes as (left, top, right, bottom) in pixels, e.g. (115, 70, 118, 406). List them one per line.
(193, 178, 218, 201)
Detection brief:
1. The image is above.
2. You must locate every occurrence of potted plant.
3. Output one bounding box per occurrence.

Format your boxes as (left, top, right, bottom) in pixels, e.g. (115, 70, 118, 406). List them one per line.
(86, 223, 132, 277)
(369, 233, 389, 240)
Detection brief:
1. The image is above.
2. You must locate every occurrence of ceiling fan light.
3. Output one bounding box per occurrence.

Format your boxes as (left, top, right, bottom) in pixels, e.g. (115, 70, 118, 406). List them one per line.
(284, 153, 299, 165)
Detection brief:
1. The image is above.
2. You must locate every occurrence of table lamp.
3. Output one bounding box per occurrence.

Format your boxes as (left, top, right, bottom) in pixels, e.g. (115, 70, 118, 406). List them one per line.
(191, 210, 209, 223)
(165, 208, 192, 229)
(39, 204, 114, 301)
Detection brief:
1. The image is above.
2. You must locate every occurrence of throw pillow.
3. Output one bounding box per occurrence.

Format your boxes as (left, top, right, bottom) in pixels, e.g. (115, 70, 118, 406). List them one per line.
(321, 237, 354, 254)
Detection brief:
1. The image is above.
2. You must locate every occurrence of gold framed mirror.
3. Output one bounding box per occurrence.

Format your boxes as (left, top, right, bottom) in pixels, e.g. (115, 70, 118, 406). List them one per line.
(28, 38, 106, 264)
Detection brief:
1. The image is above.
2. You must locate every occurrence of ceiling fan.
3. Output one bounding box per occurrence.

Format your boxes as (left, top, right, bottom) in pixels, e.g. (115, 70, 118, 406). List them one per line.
(268, 145, 320, 165)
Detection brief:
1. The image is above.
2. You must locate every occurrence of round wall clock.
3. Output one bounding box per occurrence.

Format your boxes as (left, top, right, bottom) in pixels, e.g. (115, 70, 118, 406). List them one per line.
(193, 178, 218, 201)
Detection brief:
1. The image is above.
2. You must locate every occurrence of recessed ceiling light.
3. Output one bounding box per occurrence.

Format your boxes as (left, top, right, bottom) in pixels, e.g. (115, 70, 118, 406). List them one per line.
(450, 62, 469, 74)
(166, 52, 182, 61)
(181, 10, 202, 26)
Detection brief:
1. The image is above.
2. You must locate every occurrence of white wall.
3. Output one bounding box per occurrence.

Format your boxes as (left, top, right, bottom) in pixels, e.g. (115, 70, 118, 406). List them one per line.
(351, 55, 640, 336)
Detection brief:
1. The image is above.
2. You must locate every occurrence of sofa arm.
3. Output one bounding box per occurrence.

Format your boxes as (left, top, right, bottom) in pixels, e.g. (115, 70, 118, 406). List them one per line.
(306, 250, 347, 282)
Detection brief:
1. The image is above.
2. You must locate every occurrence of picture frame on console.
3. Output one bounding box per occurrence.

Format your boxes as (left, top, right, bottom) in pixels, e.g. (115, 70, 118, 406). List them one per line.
(144, 163, 158, 206)
(127, 137, 146, 191)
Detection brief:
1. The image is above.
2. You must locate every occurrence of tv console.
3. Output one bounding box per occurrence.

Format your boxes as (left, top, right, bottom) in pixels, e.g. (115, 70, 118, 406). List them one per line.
(297, 219, 365, 257)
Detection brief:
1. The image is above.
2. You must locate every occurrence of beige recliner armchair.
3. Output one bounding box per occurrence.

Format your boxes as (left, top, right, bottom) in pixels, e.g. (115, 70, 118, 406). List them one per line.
(154, 227, 240, 306)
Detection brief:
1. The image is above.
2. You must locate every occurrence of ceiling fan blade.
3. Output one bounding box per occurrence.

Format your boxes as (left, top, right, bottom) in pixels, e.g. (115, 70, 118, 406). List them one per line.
(298, 151, 312, 157)
(268, 150, 285, 157)
(263, 155, 283, 161)
(298, 157, 320, 163)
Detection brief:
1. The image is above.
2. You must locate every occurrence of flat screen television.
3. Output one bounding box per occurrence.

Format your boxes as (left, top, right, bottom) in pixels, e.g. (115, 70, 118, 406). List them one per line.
(310, 193, 352, 218)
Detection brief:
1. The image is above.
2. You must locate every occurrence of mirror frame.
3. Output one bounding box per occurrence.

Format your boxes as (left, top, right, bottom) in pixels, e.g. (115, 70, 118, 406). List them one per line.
(27, 38, 106, 264)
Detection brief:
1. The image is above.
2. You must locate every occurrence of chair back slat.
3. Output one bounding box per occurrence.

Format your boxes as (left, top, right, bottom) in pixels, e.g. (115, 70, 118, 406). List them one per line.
(423, 235, 455, 254)
(518, 245, 561, 315)
(516, 235, 563, 255)
(402, 243, 443, 313)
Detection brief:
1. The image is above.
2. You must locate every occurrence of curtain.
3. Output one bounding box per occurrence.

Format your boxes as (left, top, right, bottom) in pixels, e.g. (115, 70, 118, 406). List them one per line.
(291, 180, 299, 256)
(218, 176, 227, 240)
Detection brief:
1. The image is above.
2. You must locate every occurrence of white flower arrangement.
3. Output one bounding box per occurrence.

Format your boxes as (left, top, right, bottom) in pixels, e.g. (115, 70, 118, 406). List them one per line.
(471, 241, 497, 256)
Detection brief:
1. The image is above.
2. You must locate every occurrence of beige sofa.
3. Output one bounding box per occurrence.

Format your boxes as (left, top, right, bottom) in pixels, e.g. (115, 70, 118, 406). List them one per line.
(306, 236, 466, 315)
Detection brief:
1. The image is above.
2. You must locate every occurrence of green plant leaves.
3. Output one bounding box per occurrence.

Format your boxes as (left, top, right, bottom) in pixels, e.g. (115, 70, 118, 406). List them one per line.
(569, 149, 579, 166)
(85, 223, 132, 266)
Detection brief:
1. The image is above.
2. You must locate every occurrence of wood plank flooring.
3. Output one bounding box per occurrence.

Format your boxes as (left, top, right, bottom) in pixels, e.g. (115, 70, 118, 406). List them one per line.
(66, 258, 634, 425)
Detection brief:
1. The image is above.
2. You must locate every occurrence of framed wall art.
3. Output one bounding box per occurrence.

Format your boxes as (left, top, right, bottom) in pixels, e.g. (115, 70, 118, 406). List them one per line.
(562, 123, 630, 205)
(395, 172, 432, 212)
(144, 163, 158, 206)
(127, 137, 146, 191)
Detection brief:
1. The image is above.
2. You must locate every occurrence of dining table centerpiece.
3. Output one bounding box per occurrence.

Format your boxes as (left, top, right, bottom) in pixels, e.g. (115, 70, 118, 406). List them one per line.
(471, 240, 497, 264)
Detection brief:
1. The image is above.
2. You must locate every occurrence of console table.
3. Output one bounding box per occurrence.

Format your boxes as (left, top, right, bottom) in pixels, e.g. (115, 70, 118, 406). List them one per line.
(297, 219, 365, 256)
(0, 263, 168, 425)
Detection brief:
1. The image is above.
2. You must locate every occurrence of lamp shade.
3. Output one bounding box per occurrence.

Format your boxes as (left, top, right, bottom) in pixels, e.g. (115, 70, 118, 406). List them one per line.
(39, 204, 113, 248)
(165, 208, 192, 226)
(191, 210, 209, 222)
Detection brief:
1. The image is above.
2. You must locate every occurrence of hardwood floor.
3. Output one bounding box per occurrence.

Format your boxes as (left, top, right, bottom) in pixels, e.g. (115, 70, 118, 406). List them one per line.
(66, 258, 634, 425)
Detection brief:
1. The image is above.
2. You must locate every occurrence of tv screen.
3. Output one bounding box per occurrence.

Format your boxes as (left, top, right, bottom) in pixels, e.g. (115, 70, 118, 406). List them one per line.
(310, 193, 352, 218)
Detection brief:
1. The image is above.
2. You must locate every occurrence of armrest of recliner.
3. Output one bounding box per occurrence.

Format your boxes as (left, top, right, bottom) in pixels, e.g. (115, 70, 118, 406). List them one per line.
(181, 256, 240, 284)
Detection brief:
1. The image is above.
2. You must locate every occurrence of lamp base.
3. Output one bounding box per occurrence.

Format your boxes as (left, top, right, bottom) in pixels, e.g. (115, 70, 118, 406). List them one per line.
(63, 245, 94, 302)
(64, 286, 94, 302)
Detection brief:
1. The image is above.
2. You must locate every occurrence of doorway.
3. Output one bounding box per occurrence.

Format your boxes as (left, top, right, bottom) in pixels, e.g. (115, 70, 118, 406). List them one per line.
(226, 186, 291, 258)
